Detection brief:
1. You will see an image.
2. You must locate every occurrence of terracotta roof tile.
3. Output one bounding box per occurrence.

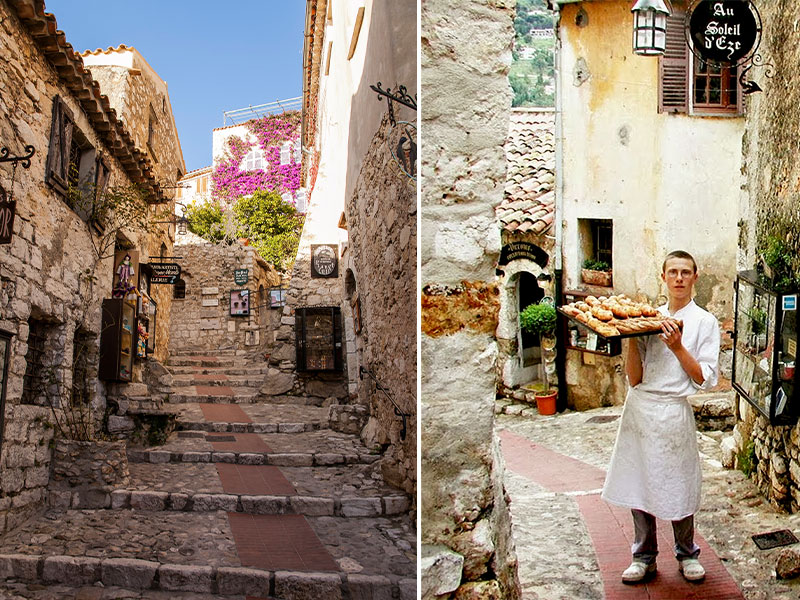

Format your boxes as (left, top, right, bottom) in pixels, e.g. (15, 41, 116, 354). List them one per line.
(497, 109, 556, 235)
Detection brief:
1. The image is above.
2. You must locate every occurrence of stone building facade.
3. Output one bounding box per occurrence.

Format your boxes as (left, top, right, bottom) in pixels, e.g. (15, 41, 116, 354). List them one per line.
(169, 231, 281, 354)
(294, 0, 417, 496)
(421, 0, 520, 598)
(729, 1, 800, 513)
(0, 1, 180, 532)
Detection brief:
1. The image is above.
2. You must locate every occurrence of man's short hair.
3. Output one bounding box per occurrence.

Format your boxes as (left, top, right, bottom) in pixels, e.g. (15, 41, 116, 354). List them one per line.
(662, 250, 697, 273)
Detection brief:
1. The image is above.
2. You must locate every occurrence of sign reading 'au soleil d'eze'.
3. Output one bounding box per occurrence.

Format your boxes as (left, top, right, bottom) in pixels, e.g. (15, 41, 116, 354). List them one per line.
(688, 0, 759, 65)
(150, 262, 181, 284)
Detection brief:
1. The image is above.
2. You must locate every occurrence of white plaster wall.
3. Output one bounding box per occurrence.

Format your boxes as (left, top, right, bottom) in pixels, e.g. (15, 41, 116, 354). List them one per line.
(558, 1, 743, 311)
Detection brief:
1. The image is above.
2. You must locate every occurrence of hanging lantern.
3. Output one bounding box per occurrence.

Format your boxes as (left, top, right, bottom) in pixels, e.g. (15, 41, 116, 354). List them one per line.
(177, 215, 188, 236)
(632, 0, 670, 56)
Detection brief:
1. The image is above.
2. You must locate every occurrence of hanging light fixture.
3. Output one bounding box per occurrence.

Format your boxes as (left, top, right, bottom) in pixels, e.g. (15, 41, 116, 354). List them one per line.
(631, 0, 670, 56)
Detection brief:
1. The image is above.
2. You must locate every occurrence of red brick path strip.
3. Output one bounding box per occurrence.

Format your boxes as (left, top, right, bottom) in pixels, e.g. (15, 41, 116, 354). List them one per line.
(195, 384, 234, 396)
(217, 463, 297, 495)
(208, 432, 271, 453)
(499, 428, 745, 600)
(200, 403, 252, 423)
(228, 513, 339, 571)
(194, 373, 230, 381)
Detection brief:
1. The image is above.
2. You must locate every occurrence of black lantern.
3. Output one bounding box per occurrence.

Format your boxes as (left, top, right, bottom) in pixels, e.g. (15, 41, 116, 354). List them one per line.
(176, 215, 188, 236)
(632, 0, 670, 56)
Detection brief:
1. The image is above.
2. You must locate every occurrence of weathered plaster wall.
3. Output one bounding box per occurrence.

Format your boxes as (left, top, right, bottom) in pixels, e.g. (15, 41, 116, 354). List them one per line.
(558, 1, 740, 320)
(421, 0, 521, 597)
(734, 0, 800, 513)
(0, 3, 167, 532)
(170, 233, 281, 354)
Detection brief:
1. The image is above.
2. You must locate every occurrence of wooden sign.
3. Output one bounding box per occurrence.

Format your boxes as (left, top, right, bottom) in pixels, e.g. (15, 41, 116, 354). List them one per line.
(149, 262, 181, 285)
(311, 244, 339, 278)
(0, 188, 15, 245)
(234, 269, 249, 285)
(498, 241, 549, 268)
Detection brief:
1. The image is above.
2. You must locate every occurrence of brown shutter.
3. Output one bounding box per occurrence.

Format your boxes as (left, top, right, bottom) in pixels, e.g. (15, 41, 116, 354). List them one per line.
(91, 157, 110, 232)
(658, 12, 689, 113)
(45, 95, 74, 195)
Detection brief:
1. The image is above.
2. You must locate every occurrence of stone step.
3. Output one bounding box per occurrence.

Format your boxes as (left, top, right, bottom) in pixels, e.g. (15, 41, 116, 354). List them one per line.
(127, 448, 380, 467)
(0, 509, 416, 597)
(0, 553, 415, 599)
(50, 488, 411, 517)
(170, 349, 239, 357)
(177, 421, 326, 434)
(171, 374, 265, 387)
(170, 401, 330, 427)
(167, 364, 271, 376)
(166, 388, 261, 404)
(167, 357, 239, 367)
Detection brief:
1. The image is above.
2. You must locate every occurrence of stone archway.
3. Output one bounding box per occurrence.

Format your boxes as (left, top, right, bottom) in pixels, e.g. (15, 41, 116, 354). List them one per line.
(497, 259, 550, 389)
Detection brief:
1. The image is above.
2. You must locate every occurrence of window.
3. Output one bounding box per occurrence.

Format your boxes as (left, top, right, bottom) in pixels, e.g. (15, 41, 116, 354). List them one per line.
(46, 95, 110, 225)
(147, 106, 158, 162)
(197, 176, 208, 195)
(71, 330, 94, 406)
(22, 319, 50, 405)
(242, 148, 264, 171)
(174, 279, 186, 299)
(659, 12, 741, 115)
(578, 217, 613, 271)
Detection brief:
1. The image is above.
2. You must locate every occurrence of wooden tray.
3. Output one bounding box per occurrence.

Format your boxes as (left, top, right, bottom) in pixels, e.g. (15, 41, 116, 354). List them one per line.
(558, 307, 681, 340)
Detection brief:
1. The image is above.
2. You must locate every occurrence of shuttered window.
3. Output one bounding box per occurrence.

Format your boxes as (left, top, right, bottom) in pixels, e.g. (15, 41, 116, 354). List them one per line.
(659, 11, 742, 116)
(659, 12, 689, 113)
(46, 95, 110, 226)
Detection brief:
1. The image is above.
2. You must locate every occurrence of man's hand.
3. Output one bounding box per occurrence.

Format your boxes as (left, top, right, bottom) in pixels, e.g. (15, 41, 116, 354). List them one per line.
(659, 318, 683, 352)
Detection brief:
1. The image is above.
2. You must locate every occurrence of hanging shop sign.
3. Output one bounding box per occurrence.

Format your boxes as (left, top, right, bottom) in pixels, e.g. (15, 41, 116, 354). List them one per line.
(311, 244, 339, 278)
(234, 269, 249, 285)
(498, 241, 549, 268)
(687, 0, 761, 66)
(149, 262, 181, 285)
(0, 187, 15, 245)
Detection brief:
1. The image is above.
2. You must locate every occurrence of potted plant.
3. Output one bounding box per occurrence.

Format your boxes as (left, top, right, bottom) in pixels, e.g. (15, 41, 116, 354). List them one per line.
(581, 259, 612, 287)
(519, 302, 558, 415)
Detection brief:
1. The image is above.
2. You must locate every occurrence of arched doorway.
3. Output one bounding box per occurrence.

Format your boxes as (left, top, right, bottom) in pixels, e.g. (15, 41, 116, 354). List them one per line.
(517, 271, 544, 368)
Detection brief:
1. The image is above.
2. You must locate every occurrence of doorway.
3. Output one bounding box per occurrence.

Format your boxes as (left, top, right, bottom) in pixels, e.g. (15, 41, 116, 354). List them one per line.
(518, 271, 544, 368)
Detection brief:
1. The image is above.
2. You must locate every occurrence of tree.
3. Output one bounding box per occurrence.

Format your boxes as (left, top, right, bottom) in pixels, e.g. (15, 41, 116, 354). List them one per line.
(233, 191, 304, 272)
(185, 200, 225, 242)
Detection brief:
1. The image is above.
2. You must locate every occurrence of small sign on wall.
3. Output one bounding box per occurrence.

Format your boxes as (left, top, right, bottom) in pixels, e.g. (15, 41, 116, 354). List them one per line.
(784, 295, 797, 312)
(234, 269, 249, 285)
(150, 262, 181, 284)
(311, 244, 339, 278)
(0, 188, 16, 245)
(230, 289, 250, 317)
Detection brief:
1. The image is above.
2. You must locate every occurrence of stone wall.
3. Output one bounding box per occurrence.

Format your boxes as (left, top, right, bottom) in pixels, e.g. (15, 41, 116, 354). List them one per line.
(734, 0, 800, 512)
(343, 115, 416, 495)
(0, 2, 179, 532)
(421, 0, 521, 597)
(170, 232, 282, 354)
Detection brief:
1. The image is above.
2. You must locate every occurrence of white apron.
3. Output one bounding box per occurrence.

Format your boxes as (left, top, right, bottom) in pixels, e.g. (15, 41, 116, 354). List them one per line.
(601, 387, 702, 521)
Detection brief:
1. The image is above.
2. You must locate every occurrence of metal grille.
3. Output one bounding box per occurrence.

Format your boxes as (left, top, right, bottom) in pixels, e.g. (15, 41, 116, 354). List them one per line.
(752, 529, 799, 550)
(22, 320, 47, 405)
(71, 330, 93, 405)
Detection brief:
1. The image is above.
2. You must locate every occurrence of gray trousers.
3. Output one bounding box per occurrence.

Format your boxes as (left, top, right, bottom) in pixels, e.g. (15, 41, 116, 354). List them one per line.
(631, 509, 700, 564)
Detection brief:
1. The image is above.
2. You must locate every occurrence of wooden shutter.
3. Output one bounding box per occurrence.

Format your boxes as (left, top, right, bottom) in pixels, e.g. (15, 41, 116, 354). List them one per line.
(658, 12, 689, 113)
(294, 308, 306, 370)
(45, 95, 74, 195)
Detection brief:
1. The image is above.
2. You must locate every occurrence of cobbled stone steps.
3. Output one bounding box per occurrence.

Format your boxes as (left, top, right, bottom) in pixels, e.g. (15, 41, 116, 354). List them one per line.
(0, 581, 252, 599)
(166, 387, 261, 404)
(167, 364, 272, 376)
(127, 448, 380, 467)
(0, 509, 416, 599)
(167, 356, 239, 368)
(171, 373, 266, 387)
(177, 421, 324, 434)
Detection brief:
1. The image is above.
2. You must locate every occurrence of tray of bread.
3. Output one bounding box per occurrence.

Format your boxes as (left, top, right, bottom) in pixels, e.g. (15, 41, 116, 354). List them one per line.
(558, 294, 682, 339)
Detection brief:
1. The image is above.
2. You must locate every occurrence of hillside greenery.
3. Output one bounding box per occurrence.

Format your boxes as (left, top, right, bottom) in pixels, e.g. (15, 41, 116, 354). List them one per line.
(512, 0, 555, 107)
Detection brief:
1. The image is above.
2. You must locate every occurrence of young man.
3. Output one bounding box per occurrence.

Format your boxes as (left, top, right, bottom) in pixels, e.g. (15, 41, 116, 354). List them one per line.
(601, 250, 720, 584)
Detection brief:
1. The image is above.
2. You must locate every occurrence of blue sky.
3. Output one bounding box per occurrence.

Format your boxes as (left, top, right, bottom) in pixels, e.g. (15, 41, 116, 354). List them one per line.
(45, 1, 305, 173)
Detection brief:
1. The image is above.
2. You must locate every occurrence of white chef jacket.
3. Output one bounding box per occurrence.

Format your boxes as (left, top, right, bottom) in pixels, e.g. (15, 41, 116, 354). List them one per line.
(601, 300, 720, 520)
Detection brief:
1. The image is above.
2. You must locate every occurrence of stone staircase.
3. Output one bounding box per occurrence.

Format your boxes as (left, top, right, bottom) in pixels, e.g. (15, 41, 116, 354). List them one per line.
(0, 349, 416, 599)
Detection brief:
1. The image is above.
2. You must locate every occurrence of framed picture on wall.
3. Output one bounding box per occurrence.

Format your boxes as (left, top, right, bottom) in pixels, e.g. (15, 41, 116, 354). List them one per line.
(269, 287, 287, 309)
(230, 289, 250, 317)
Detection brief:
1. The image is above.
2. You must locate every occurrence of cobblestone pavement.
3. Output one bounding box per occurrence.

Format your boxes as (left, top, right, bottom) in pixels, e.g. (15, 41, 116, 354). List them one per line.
(0, 349, 415, 599)
(499, 403, 800, 600)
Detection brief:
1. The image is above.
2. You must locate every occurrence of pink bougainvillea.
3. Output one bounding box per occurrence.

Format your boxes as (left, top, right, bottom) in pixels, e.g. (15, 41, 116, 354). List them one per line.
(211, 111, 302, 203)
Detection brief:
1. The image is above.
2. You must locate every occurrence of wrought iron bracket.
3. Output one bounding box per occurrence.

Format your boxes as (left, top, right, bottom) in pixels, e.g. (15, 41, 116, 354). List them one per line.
(370, 82, 417, 127)
(0, 145, 35, 169)
(738, 54, 775, 95)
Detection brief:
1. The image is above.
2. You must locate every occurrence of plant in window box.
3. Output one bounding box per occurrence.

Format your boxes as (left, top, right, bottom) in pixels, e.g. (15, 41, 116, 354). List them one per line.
(760, 235, 800, 292)
(581, 259, 613, 287)
(519, 302, 558, 415)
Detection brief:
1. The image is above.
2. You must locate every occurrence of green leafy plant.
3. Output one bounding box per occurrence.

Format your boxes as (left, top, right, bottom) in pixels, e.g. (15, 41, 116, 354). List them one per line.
(762, 235, 798, 292)
(748, 307, 767, 335)
(582, 259, 611, 272)
(737, 440, 757, 477)
(232, 191, 304, 272)
(185, 200, 226, 242)
(520, 302, 557, 393)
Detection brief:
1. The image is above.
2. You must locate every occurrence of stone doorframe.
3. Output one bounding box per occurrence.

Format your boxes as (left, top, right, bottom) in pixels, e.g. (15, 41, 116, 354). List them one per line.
(497, 259, 551, 389)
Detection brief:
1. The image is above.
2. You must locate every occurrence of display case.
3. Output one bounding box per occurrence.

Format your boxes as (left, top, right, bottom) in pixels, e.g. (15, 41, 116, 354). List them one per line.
(99, 298, 136, 381)
(295, 306, 343, 371)
(562, 290, 622, 356)
(732, 270, 798, 425)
